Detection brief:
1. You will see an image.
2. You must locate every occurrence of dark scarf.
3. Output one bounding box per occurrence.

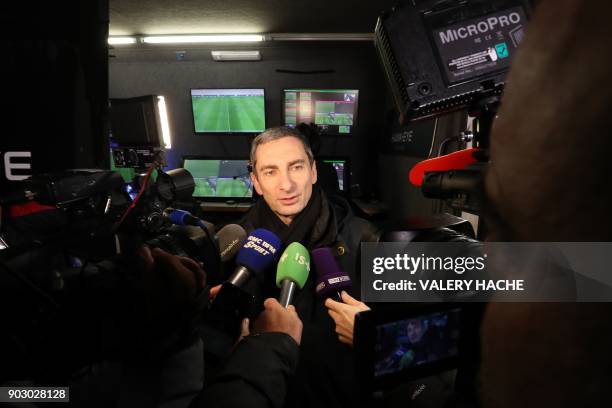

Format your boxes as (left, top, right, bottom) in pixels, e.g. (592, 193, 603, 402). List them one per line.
(241, 185, 338, 250)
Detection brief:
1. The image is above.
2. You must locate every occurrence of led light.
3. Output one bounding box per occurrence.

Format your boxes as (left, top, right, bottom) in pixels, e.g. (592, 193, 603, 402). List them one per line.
(108, 37, 137, 45)
(142, 34, 264, 44)
(211, 50, 261, 61)
(157, 96, 172, 149)
(269, 33, 373, 41)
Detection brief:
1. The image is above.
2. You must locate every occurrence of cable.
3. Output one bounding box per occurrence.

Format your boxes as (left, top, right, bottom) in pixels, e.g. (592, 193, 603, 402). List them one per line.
(426, 117, 439, 158)
(112, 153, 162, 233)
(437, 137, 453, 157)
(78, 152, 161, 281)
(166, 209, 221, 266)
(196, 219, 217, 250)
(426, 117, 441, 213)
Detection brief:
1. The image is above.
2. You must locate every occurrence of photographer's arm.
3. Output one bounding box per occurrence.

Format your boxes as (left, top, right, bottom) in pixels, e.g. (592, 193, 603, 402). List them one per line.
(194, 299, 302, 408)
(126, 246, 207, 351)
(135, 249, 302, 408)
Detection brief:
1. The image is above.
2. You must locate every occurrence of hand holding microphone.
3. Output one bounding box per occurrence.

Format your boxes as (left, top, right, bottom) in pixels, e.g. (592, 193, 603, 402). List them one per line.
(252, 298, 303, 345)
(325, 291, 370, 347)
(131, 246, 207, 341)
(208, 228, 281, 341)
(312, 247, 369, 346)
(224, 241, 308, 345)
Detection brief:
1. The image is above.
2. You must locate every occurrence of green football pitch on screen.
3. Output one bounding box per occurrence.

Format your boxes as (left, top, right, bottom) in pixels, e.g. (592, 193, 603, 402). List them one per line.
(314, 101, 354, 125)
(193, 178, 251, 198)
(184, 159, 252, 198)
(192, 94, 265, 133)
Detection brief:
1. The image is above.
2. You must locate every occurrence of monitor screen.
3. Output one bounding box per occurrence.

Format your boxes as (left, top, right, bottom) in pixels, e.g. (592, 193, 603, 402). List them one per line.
(373, 308, 461, 377)
(191, 89, 265, 133)
(110, 95, 163, 147)
(283, 89, 359, 134)
(321, 158, 348, 191)
(182, 157, 253, 200)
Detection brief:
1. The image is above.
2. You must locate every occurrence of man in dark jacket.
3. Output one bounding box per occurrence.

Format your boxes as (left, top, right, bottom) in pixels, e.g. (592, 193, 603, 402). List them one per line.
(240, 126, 378, 407)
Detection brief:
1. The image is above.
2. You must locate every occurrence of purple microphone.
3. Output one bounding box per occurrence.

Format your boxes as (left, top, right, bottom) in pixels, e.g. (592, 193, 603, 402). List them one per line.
(312, 247, 352, 301)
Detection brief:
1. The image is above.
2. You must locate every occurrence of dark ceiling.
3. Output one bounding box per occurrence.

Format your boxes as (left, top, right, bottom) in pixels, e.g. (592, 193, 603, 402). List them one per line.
(109, 0, 400, 35)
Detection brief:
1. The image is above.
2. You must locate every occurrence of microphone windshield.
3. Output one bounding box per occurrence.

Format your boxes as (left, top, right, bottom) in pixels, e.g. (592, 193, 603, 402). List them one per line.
(276, 242, 310, 289)
(217, 224, 247, 262)
(167, 209, 193, 226)
(311, 247, 352, 297)
(235, 228, 281, 275)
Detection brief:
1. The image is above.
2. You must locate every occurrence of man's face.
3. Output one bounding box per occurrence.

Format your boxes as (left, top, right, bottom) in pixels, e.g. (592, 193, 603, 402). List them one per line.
(406, 320, 424, 344)
(251, 136, 317, 225)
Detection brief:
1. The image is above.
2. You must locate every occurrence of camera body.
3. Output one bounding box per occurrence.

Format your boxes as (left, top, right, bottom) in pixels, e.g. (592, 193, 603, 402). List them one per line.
(0, 167, 213, 381)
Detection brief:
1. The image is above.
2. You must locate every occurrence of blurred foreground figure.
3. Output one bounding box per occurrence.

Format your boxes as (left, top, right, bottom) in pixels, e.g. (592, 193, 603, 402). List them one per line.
(483, 0, 612, 406)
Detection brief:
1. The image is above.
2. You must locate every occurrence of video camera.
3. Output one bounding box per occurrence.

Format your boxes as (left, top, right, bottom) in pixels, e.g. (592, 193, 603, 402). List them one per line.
(361, 0, 532, 399)
(0, 164, 219, 382)
(375, 0, 532, 213)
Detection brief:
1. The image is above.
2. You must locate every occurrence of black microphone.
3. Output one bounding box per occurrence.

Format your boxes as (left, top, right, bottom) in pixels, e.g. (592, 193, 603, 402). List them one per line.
(216, 224, 247, 262)
(196, 223, 247, 285)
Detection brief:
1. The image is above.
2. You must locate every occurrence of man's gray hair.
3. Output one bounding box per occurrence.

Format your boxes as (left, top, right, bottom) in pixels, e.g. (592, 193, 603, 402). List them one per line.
(249, 126, 314, 172)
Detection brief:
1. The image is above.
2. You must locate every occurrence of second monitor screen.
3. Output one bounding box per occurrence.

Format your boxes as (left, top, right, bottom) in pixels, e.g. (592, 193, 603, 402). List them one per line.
(191, 89, 265, 133)
(183, 158, 253, 200)
(283, 89, 359, 134)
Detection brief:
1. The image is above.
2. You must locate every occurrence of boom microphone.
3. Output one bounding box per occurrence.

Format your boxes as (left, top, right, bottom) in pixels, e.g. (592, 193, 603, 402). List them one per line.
(276, 242, 310, 308)
(312, 247, 351, 301)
